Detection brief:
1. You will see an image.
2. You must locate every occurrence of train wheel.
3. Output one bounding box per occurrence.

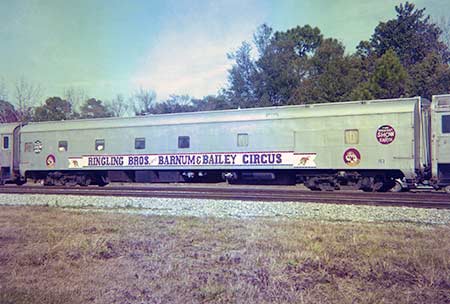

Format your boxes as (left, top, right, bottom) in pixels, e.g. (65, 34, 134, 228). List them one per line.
(444, 185, 450, 194)
(44, 176, 54, 186)
(15, 176, 27, 186)
(389, 180, 404, 192)
(97, 175, 110, 187)
(304, 177, 321, 191)
(376, 180, 396, 192)
(360, 177, 374, 192)
(318, 182, 336, 191)
(64, 177, 78, 187)
(77, 175, 91, 186)
(98, 176, 109, 187)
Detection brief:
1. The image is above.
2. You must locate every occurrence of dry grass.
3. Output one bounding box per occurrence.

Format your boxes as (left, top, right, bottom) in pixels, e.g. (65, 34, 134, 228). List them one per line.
(0, 206, 449, 304)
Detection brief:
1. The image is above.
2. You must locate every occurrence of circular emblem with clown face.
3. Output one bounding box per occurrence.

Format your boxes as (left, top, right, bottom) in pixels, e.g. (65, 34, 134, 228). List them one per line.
(343, 148, 361, 167)
(46, 154, 56, 168)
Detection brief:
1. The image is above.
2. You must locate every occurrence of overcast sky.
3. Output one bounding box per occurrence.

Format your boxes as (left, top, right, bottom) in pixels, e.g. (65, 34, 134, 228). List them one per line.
(0, 0, 448, 104)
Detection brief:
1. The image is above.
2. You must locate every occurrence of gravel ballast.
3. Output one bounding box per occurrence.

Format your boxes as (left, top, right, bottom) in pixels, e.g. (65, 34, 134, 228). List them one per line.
(1, 193, 449, 225)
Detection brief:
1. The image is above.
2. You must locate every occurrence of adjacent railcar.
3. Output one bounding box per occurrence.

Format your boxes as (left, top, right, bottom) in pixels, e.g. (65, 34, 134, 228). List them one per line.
(0, 123, 21, 184)
(431, 94, 450, 189)
(16, 96, 433, 191)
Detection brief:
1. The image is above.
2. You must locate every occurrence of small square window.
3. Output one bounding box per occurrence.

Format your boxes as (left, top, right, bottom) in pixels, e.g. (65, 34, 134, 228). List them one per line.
(58, 140, 68, 152)
(135, 138, 146, 150)
(24, 142, 33, 153)
(2, 136, 9, 150)
(442, 115, 450, 134)
(237, 133, 249, 147)
(178, 136, 190, 149)
(345, 129, 359, 144)
(95, 139, 105, 151)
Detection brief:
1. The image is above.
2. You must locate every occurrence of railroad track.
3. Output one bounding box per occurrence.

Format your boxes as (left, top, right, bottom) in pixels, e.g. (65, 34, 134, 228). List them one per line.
(0, 184, 449, 209)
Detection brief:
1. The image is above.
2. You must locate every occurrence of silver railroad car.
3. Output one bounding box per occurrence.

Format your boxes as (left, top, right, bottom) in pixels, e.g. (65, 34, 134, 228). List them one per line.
(17, 96, 435, 191)
(0, 123, 23, 184)
(431, 94, 450, 190)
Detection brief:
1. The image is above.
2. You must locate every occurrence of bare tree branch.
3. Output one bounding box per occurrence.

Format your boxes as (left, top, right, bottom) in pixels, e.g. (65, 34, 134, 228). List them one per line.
(132, 87, 156, 115)
(0, 77, 8, 101)
(14, 77, 41, 121)
(63, 87, 88, 113)
(438, 16, 450, 49)
(108, 94, 130, 117)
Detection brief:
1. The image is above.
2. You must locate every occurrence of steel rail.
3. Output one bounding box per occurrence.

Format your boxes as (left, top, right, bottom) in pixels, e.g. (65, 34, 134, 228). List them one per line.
(0, 184, 449, 209)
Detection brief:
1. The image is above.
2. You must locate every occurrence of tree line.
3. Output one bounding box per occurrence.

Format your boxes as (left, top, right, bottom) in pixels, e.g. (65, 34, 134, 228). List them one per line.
(1, 2, 449, 123)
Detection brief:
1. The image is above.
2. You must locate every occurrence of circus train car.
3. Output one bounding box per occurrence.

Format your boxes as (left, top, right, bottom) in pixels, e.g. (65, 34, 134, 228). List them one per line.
(431, 94, 450, 191)
(0, 123, 22, 185)
(2, 95, 450, 192)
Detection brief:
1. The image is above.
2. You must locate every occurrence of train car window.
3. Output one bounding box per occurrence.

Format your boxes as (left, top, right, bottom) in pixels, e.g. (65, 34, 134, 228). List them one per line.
(95, 139, 105, 151)
(345, 129, 359, 144)
(24, 142, 33, 152)
(2, 136, 9, 149)
(58, 141, 68, 152)
(178, 136, 190, 149)
(135, 138, 145, 150)
(237, 133, 249, 147)
(442, 115, 450, 133)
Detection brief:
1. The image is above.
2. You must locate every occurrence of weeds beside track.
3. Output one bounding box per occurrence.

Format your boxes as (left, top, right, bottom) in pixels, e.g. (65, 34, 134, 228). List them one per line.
(0, 206, 449, 304)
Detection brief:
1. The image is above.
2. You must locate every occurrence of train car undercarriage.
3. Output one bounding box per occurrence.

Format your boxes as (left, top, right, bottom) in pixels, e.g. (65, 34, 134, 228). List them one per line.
(24, 169, 406, 192)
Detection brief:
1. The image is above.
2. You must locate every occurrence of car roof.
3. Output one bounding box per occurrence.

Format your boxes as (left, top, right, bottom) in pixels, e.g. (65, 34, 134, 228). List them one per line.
(20, 97, 421, 133)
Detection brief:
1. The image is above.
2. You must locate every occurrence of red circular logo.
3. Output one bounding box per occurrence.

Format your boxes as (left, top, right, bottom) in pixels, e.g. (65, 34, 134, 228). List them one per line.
(376, 125, 396, 144)
(46, 154, 56, 168)
(343, 148, 361, 167)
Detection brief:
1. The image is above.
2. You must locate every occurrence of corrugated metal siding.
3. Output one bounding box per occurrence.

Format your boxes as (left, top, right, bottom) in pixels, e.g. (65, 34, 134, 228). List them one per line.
(20, 97, 419, 133)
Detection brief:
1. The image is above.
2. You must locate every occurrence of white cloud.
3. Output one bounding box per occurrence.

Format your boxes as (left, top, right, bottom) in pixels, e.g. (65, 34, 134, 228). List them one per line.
(132, 35, 230, 99)
(132, 0, 267, 100)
